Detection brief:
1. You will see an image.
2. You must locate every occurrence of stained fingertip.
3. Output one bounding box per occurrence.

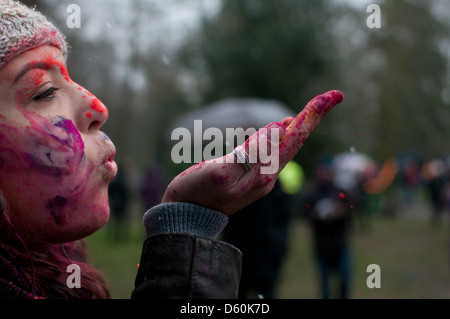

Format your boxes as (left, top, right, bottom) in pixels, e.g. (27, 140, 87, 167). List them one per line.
(326, 90, 344, 117)
(317, 90, 344, 116)
(286, 90, 344, 131)
(331, 90, 344, 103)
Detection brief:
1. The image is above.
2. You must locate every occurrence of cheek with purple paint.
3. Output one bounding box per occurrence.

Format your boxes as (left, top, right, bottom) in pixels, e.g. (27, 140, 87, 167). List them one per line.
(0, 46, 112, 240)
(0, 111, 95, 226)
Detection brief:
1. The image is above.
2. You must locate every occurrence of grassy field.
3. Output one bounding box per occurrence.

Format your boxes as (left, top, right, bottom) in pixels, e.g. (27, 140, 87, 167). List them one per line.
(85, 201, 450, 299)
(278, 212, 450, 299)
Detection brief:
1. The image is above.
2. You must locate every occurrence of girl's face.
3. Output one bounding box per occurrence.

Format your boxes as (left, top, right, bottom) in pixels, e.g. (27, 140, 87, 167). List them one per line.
(0, 45, 117, 244)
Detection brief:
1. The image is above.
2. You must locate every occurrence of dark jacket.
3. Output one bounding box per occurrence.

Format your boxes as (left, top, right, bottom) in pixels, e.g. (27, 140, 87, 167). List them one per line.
(132, 233, 242, 299)
(0, 234, 242, 299)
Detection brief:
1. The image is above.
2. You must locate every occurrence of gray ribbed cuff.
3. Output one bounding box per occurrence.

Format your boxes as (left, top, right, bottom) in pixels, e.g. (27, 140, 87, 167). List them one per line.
(143, 202, 229, 239)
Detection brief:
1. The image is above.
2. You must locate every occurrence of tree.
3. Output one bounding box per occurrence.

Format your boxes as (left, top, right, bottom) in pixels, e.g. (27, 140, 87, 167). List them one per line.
(181, 0, 337, 106)
(366, 0, 450, 159)
(179, 0, 339, 172)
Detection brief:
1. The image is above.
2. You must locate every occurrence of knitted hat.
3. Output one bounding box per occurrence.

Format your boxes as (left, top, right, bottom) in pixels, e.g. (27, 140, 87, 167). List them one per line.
(0, 0, 67, 70)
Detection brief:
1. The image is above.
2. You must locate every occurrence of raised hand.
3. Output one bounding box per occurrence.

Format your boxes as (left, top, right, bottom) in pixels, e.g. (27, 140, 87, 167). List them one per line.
(161, 90, 344, 216)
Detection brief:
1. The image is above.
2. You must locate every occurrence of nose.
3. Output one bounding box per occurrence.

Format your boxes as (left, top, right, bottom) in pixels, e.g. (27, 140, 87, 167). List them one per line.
(73, 84, 109, 133)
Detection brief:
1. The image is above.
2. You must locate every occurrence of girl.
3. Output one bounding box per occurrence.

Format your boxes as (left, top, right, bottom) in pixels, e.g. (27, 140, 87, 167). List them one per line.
(0, 0, 343, 298)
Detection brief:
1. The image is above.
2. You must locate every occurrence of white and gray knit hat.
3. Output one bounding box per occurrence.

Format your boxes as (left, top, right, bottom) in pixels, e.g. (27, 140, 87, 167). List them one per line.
(0, 0, 67, 70)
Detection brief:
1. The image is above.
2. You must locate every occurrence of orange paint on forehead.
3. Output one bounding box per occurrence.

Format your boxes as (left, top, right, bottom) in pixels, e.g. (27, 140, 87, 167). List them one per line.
(23, 48, 109, 117)
(35, 52, 71, 83)
(25, 69, 46, 86)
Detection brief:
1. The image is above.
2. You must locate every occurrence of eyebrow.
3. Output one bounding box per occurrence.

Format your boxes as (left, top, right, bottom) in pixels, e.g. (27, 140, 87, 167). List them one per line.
(13, 61, 53, 84)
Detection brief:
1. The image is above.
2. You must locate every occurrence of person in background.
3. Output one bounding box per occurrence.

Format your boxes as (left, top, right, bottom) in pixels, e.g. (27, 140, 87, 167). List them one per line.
(140, 162, 167, 214)
(422, 158, 447, 227)
(223, 179, 292, 299)
(303, 163, 353, 299)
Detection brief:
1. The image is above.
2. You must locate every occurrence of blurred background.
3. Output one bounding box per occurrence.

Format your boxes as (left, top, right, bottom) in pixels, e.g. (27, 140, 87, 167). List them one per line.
(23, 0, 450, 298)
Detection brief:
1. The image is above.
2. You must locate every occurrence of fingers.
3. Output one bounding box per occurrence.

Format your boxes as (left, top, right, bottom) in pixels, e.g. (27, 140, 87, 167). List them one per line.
(284, 90, 344, 133)
(245, 122, 286, 162)
(219, 90, 343, 199)
(227, 89, 344, 186)
(226, 122, 286, 197)
(279, 90, 344, 169)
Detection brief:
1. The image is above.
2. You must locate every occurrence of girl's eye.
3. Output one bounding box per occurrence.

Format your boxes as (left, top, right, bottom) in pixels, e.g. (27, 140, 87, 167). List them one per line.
(33, 87, 59, 101)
